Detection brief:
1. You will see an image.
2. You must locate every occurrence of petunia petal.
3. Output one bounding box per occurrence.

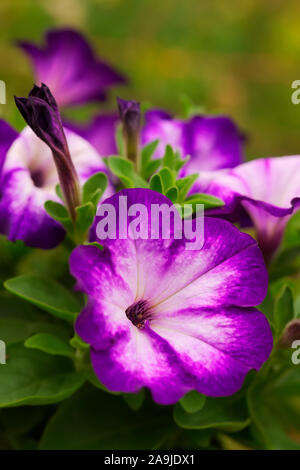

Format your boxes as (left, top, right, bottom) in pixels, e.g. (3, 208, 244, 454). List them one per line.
(18, 29, 126, 107)
(65, 114, 118, 157)
(0, 119, 18, 173)
(202, 156, 300, 259)
(150, 306, 273, 397)
(142, 111, 244, 172)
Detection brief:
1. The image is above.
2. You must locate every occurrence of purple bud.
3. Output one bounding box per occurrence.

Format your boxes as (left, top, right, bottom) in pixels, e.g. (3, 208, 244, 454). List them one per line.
(117, 97, 141, 168)
(15, 84, 80, 221)
(278, 319, 300, 348)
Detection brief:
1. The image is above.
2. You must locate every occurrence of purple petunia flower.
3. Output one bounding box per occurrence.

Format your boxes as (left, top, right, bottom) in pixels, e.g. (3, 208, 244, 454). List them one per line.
(142, 110, 245, 173)
(70, 188, 273, 405)
(197, 157, 300, 262)
(18, 28, 127, 107)
(0, 121, 110, 249)
(71, 109, 245, 175)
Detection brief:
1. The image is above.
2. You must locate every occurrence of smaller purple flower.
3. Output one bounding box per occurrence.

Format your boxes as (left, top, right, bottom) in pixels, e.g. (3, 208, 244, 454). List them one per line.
(18, 28, 127, 107)
(142, 110, 245, 173)
(117, 97, 141, 167)
(70, 188, 273, 404)
(199, 157, 300, 262)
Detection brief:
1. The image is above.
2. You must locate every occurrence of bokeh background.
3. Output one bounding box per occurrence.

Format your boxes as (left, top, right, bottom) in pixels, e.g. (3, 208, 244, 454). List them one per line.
(1, 0, 300, 159)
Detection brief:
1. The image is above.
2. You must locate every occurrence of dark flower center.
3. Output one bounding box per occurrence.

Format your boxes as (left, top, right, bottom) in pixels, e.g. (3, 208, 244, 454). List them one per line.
(125, 299, 152, 329)
(30, 169, 45, 188)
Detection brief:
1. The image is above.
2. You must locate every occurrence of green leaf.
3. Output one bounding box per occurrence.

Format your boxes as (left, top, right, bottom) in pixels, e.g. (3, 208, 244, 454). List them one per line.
(44, 200, 72, 232)
(82, 172, 107, 206)
(162, 144, 175, 169)
(39, 386, 173, 450)
(0, 343, 85, 407)
(25, 333, 75, 359)
(158, 167, 175, 193)
(269, 246, 300, 282)
(274, 285, 295, 338)
(185, 193, 224, 210)
(176, 174, 199, 202)
(108, 156, 147, 188)
(108, 156, 133, 182)
(55, 184, 63, 201)
(165, 186, 178, 203)
(123, 389, 146, 411)
(75, 202, 95, 236)
(149, 173, 163, 193)
(141, 159, 161, 180)
(44, 200, 68, 220)
(70, 334, 89, 351)
(248, 369, 300, 450)
(174, 394, 249, 432)
(179, 391, 206, 413)
(282, 210, 300, 249)
(4, 275, 83, 322)
(141, 139, 159, 167)
(0, 295, 72, 346)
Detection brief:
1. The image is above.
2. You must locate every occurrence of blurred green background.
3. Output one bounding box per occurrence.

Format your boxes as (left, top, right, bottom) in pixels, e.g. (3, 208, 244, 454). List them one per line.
(1, 0, 300, 159)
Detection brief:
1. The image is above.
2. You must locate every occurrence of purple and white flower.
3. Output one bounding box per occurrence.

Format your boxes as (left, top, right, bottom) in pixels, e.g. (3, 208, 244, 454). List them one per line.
(0, 123, 110, 249)
(70, 188, 273, 405)
(199, 157, 300, 261)
(18, 28, 126, 107)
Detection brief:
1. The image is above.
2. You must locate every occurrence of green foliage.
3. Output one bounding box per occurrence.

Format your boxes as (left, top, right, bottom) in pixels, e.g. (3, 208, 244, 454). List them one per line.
(107, 156, 148, 188)
(123, 389, 146, 411)
(179, 391, 206, 413)
(4, 275, 83, 322)
(248, 369, 300, 450)
(273, 285, 295, 340)
(44, 200, 73, 233)
(174, 393, 249, 432)
(0, 294, 72, 345)
(0, 343, 85, 407)
(39, 386, 173, 450)
(25, 333, 75, 359)
(82, 172, 107, 206)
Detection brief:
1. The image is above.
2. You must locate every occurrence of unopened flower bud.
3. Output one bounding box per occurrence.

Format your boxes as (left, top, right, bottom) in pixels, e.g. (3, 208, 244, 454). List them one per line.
(15, 83, 80, 221)
(117, 97, 141, 169)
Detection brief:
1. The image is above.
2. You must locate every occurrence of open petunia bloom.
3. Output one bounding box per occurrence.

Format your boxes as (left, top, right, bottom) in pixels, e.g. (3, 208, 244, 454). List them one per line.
(70, 188, 273, 405)
(18, 28, 126, 107)
(142, 110, 245, 173)
(199, 157, 300, 262)
(0, 122, 110, 249)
